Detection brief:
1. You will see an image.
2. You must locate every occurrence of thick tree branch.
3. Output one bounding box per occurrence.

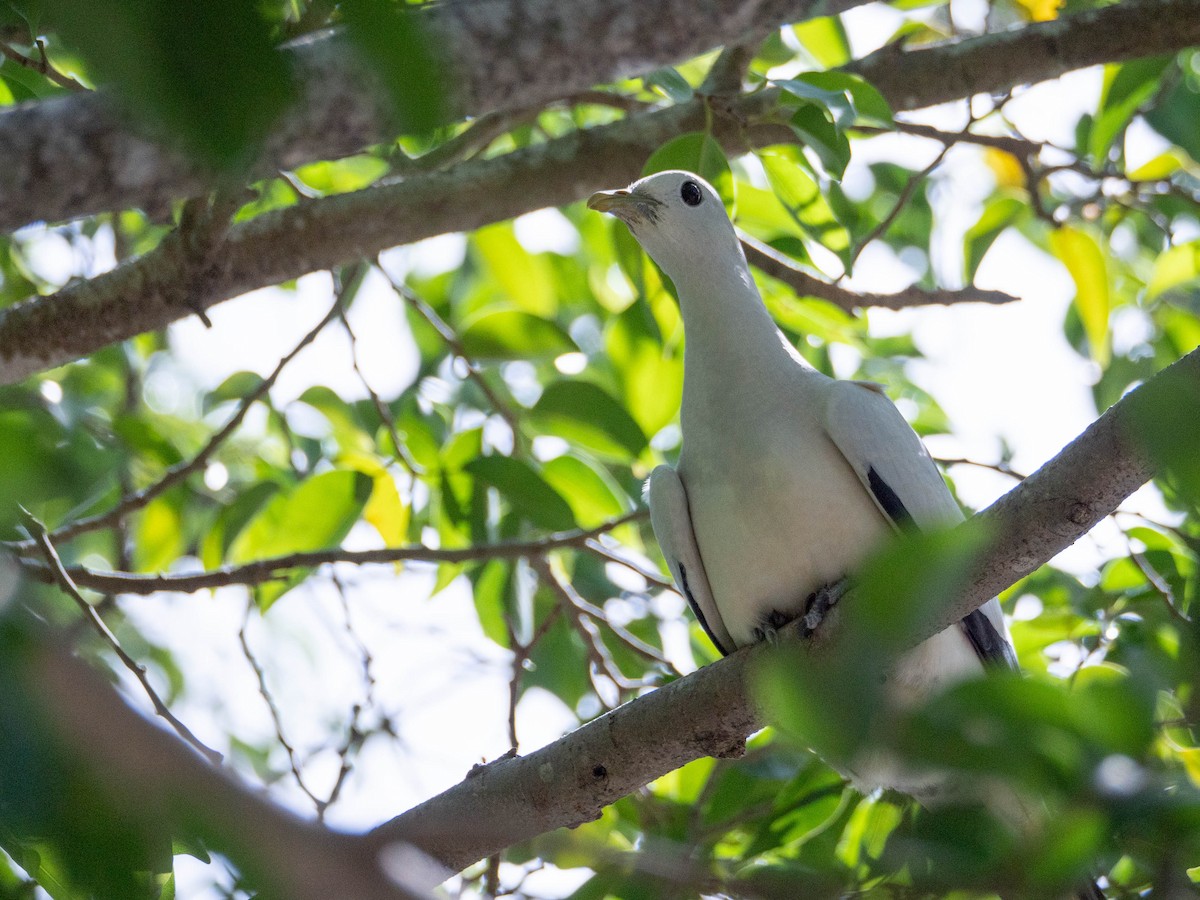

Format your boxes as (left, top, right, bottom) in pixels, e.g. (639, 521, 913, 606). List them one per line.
(0, 0, 868, 234)
(1, 0, 1195, 384)
(848, 0, 1197, 113)
(369, 346, 1200, 879)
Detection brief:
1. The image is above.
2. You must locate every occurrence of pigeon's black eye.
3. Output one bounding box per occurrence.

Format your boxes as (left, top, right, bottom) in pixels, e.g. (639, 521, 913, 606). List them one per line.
(680, 180, 703, 207)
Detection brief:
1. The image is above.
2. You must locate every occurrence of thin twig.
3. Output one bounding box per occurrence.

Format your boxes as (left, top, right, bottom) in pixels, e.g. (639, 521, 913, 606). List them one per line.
(334, 265, 420, 475)
(19, 509, 651, 595)
(532, 556, 667, 693)
(7, 278, 359, 553)
(379, 265, 524, 446)
(546, 565, 676, 670)
(0, 38, 88, 91)
(849, 141, 952, 268)
(21, 509, 223, 764)
(583, 539, 675, 591)
(238, 601, 325, 810)
(935, 456, 1027, 480)
(1130, 549, 1191, 626)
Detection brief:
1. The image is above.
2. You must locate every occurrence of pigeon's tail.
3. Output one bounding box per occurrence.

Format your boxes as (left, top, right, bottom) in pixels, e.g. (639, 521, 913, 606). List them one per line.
(1077, 879, 1106, 900)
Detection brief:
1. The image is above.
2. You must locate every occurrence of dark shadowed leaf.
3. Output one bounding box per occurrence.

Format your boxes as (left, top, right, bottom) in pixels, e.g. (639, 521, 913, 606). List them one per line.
(466, 455, 576, 531)
(459, 309, 575, 360)
(340, 0, 446, 133)
(45, 0, 294, 168)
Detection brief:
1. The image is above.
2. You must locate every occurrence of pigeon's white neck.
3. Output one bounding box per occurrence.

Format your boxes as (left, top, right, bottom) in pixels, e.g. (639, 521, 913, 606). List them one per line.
(668, 245, 800, 378)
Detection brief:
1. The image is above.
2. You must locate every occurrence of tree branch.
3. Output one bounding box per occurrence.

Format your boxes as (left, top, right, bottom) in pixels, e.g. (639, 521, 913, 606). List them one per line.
(3, 0, 1193, 385)
(1, 0, 1194, 385)
(2, 610, 433, 900)
(0, 0, 870, 234)
(368, 346, 1199, 880)
(14, 509, 651, 595)
(740, 233, 1019, 310)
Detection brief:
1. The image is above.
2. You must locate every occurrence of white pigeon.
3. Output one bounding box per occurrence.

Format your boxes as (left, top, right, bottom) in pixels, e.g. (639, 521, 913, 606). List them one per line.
(587, 170, 1018, 801)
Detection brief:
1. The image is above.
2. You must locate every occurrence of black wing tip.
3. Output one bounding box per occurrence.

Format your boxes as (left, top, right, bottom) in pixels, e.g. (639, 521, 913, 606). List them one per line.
(960, 608, 1019, 671)
(678, 561, 731, 656)
(867, 466, 915, 530)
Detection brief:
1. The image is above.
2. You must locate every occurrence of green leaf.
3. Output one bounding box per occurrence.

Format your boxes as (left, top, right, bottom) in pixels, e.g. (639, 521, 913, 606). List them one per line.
(228, 470, 373, 608)
(1145, 77, 1200, 165)
(777, 72, 893, 126)
(459, 309, 575, 360)
(531, 381, 648, 459)
(605, 302, 684, 437)
(340, 0, 445, 133)
(45, 0, 294, 168)
(963, 194, 1025, 282)
(133, 497, 184, 573)
(1089, 56, 1171, 163)
(541, 455, 627, 527)
(759, 146, 851, 266)
(643, 132, 735, 210)
(203, 371, 263, 413)
(789, 103, 851, 181)
(1050, 226, 1110, 364)
(471, 560, 513, 647)
(292, 155, 390, 196)
(296, 386, 373, 454)
(791, 16, 851, 68)
(643, 66, 693, 103)
(465, 456, 576, 531)
(472, 222, 557, 316)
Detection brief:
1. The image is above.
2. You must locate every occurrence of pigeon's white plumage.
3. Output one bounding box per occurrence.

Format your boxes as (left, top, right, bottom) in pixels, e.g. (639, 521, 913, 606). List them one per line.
(588, 170, 1016, 799)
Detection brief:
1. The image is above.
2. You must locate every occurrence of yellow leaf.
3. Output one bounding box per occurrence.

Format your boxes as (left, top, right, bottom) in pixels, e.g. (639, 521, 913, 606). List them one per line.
(1050, 226, 1110, 364)
(1013, 0, 1062, 21)
(1181, 747, 1200, 788)
(1128, 150, 1186, 181)
(364, 472, 409, 547)
(983, 147, 1025, 189)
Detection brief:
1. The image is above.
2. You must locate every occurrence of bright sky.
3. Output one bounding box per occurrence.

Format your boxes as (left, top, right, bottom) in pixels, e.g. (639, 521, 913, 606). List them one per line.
(14, 5, 1176, 896)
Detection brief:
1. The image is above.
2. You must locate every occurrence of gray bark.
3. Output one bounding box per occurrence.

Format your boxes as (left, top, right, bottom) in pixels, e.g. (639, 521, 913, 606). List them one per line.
(0, 0, 867, 233)
(2, 0, 1197, 384)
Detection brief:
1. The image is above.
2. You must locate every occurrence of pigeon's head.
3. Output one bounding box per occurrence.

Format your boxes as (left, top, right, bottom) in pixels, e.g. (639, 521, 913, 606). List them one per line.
(587, 171, 742, 286)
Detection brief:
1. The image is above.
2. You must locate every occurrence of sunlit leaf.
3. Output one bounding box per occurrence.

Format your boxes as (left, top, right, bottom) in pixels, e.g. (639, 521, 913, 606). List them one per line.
(1050, 226, 1110, 364)
(530, 380, 647, 460)
(1090, 56, 1172, 164)
(473, 222, 557, 316)
(228, 470, 373, 608)
(759, 146, 851, 266)
(791, 16, 851, 69)
(541, 454, 627, 527)
(1147, 240, 1200, 303)
(964, 194, 1025, 282)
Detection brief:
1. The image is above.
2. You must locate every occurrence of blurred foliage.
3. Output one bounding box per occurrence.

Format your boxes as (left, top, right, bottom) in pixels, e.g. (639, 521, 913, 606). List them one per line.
(0, 0, 1199, 898)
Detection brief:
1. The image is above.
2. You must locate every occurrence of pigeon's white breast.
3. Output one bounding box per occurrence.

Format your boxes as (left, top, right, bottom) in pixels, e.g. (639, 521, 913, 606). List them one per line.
(678, 378, 886, 648)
